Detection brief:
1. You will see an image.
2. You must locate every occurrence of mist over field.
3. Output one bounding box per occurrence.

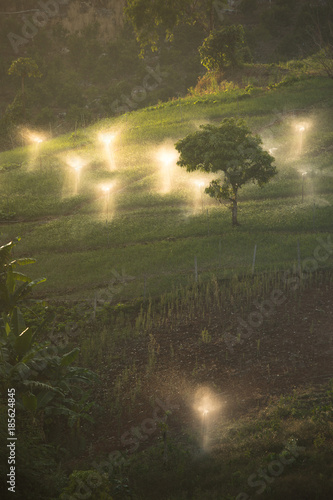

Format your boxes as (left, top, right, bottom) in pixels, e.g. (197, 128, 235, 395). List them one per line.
(0, 1, 333, 499)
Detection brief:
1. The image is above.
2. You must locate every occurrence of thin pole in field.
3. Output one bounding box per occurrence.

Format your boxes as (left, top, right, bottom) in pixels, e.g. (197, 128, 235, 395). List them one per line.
(219, 239, 222, 268)
(252, 244, 257, 275)
(297, 239, 301, 275)
(194, 256, 198, 282)
(144, 275, 147, 300)
(313, 203, 316, 232)
(207, 209, 210, 235)
(93, 293, 97, 320)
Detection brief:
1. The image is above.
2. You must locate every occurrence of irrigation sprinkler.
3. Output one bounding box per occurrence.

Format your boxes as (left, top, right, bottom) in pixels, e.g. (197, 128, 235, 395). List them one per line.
(298, 125, 305, 155)
(252, 244, 257, 275)
(101, 184, 111, 223)
(99, 133, 116, 170)
(32, 135, 44, 166)
(69, 158, 84, 194)
(195, 390, 222, 451)
(143, 274, 147, 301)
(100, 133, 115, 146)
(159, 151, 177, 192)
(201, 408, 209, 447)
(301, 172, 307, 202)
(194, 180, 205, 212)
(197, 397, 214, 449)
(161, 153, 173, 168)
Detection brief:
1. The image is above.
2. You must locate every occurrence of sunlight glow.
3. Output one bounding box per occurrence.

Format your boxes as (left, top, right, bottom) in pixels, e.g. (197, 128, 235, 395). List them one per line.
(194, 390, 222, 450)
(192, 387, 223, 450)
(159, 151, 178, 167)
(28, 132, 45, 145)
(99, 132, 116, 145)
(67, 156, 85, 194)
(193, 179, 206, 212)
(20, 130, 47, 169)
(294, 121, 312, 156)
(157, 147, 179, 193)
(195, 180, 205, 188)
(99, 132, 117, 170)
(68, 157, 84, 172)
(100, 183, 114, 222)
(197, 396, 214, 417)
(101, 183, 113, 194)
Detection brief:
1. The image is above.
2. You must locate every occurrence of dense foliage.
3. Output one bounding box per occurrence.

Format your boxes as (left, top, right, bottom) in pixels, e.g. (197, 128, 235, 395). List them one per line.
(175, 117, 277, 225)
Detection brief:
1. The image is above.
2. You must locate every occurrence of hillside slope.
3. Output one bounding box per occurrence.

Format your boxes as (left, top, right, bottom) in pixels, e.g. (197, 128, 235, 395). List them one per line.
(0, 76, 333, 302)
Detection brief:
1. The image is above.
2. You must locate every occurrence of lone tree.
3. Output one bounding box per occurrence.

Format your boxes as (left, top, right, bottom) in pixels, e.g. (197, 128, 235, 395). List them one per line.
(8, 57, 42, 118)
(175, 118, 277, 226)
(199, 25, 245, 71)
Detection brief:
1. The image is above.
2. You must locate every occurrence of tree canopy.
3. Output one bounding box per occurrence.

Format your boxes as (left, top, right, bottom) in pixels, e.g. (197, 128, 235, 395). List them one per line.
(199, 25, 245, 71)
(8, 57, 42, 117)
(175, 118, 277, 225)
(8, 57, 42, 83)
(124, 0, 227, 55)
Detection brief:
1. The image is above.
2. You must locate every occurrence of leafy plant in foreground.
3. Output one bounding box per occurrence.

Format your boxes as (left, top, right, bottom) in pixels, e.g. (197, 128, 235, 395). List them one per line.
(0, 238, 98, 433)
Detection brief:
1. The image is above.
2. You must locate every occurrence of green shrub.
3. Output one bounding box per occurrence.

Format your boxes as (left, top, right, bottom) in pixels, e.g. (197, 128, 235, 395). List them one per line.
(57, 84, 85, 108)
(35, 107, 55, 126)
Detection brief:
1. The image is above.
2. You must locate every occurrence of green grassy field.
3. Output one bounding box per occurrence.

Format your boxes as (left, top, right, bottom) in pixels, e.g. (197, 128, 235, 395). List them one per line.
(1, 76, 333, 301)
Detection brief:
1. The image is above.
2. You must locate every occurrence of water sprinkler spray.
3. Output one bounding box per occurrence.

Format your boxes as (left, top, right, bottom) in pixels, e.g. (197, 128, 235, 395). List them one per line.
(99, 133, 116, 169)
(100, 133, 115, 146)
(302, 171, 307, 202)
(68, 158, 84, 194)
(202, 408, 209, 434)
(159, 151, 177, 192)
(195, 180, 205, 212)
(297, 125, 306, 155)
(197, 400, 211, 448)
(101, 184, 112, 223)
